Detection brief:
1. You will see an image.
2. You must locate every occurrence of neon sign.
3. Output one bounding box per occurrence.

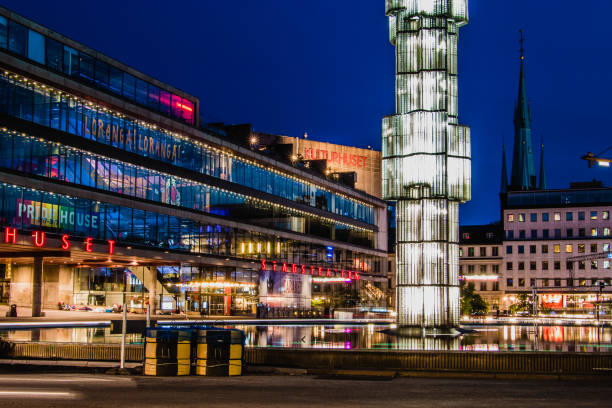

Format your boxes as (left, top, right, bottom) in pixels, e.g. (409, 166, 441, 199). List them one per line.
(260, 259, 360, 281)
(4, 227, 116, 255)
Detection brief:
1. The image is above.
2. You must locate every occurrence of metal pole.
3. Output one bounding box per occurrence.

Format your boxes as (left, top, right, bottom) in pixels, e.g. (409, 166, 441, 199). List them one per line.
(120, 275, 127, 369)
(146, 302, 151, 328)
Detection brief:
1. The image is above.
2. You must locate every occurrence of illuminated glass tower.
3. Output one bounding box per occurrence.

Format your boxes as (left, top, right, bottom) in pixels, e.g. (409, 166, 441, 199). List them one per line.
(383, 0, 471, 327)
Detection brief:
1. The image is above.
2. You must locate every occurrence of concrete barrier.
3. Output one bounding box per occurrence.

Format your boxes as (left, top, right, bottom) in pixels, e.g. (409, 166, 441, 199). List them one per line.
(1, 341, 611, 376)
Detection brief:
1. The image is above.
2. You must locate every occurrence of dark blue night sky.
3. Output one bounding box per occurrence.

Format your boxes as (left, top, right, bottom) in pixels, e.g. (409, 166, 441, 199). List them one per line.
(5, 0, 612, 225)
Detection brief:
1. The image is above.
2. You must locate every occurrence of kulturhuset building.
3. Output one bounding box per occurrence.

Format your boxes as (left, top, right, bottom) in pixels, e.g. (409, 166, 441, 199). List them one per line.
(0, 7, 389, 316)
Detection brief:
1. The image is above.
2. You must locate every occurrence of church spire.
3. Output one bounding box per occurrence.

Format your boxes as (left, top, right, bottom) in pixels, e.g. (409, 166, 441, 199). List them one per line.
(539, 141, 547, 190)
(510, 30, 537, 191)
(501, 141, 508, 194)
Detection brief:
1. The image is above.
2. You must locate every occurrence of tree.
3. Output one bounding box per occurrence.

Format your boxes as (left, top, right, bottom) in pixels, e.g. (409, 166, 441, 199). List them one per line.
(509, 293, 532, 315)
(460, 281, 490, 316)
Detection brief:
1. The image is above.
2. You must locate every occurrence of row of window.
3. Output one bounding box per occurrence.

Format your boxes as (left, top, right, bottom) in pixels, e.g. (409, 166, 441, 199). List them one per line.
(506, 278, 610, 288)
(506, 259, 609, 271)
(0, 183, 383, 271)
(507, 227, 610, 239)
(506, 243, 610, 255)
(507, 210, 609, 223)
(0, 16, 196, 125)
(0, 131, 375, 248)
(0, 70, 375, 224)
(461, 264, 500, 274)
(461, 246, 500, 257)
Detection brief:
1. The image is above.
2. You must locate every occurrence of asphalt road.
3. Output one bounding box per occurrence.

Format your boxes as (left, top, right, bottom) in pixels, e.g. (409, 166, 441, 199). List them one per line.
(0, 373, 610, 407)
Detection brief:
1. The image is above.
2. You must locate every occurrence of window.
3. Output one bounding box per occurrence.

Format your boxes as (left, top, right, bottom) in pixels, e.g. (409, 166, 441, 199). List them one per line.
(530, 261, 536, 270)
(479, 247, 486, 257)
(591, 228, 598, 237)
(506, 278, 513, 287)
(566, 261, 573, 270)
(591, 244, 598, 253)
(0, 16, 6, 49)
(554, 212, 561, 221)
(530, 245, 536, 254)
(459, 248, 463, 257)
(542, 213, 549, 222)
(553, 244, 560, 253)
(507, 230, 514, 239)
(518, 278, 525, 287)
(493, 281, 499, 291)
(604, 211, 610, 220)
(554, 279, 561, 287)
(467, 265, 475, 273)
(542, 279, 549, 287)
(468, 247, 475, 257)
(567, 279, 574, 287)
(604, 243, 610, 252)
(541, 245, 548, 254)
(94, 60, 109, 89)
(530, 278, 536, 287)
(122, 72, 136, 99)
(566, 212, 573, 221)
(480, 282, 487, 291)
(542, 229, 549, 238)
(530, 213, 537, 222)
(605, 261, 611, 269)
(531, 229, 537, 238)
(506, 262, 513, 271)
(479, 265, 487, 273)
(8, 20, 27, 56)
(579, 228, 586, 237)
(565, 244, 573, 253)
(591, 211, 598, 220)
(542, 261, 549, 270)
(519, 230, 526, 238)
(567, 228, 573, 237)
(79, 53, 94, 82)
(578, 211, 585, 220)
(579, 279, 586, 286)
(518, 262, 524, 270)
(45, 37, 63, 72)
(554, 261, 561, 270)
(492, 247, 499, 256)
(506, 245, 512, 254)
(63, 45, 78, 77)
(27, 29, 45, 64)
(492, 265, 499, 273)
(507, 214, 514, 222)
(605, 228, 610, 237)
(518, 245, 524, 254)
(579, 261, 586, 270)
(518, 213, 525, 222)
(591, 260, 598, 269)
(554, 229, 561, 238)
(578, 244, 585, 253)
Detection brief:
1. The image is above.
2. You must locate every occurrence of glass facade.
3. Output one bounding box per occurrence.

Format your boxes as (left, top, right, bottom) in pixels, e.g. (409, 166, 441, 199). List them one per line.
(0, 70, 374, 225)
(0, 15, 196, 125)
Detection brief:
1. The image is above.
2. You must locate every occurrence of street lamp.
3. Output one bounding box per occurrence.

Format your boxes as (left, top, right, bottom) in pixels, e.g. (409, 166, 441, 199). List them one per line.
(595, 280, 608, 323)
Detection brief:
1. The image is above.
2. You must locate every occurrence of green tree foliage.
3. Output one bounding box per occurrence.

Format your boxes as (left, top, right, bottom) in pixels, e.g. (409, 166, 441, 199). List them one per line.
(509, 293, 532, 315)
(460, 281, 490, 316)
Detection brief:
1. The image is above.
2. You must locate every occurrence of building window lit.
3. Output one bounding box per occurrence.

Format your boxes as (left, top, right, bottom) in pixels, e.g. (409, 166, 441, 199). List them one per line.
(459, 248, 463, 256)
(554, 212, 561, 221)
(518, 278, 525, 287)
(604, 260, 610, 269)
(468, 247, 475, 257)
(604, 243, 610, 252)
(553, 244, 561, 253)
(605, 228, 610, 236)
(542, 279, 549, 287)
(591, 228, 598, 237)
(542, 213, 549, 222)
(591, 211, 598, 220)
(578, 244, 585, 253)
(507, 214, 514, 222)
(604, 211, 610, 220)
(591, 260, 598, 269)
(565, 244, 573, 253)
(462, 232, 470, 239)
(518, 213, 525, 222)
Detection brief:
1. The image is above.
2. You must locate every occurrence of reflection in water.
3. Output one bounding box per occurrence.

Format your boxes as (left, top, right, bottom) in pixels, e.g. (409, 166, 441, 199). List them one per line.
(0, 324, 611, 352)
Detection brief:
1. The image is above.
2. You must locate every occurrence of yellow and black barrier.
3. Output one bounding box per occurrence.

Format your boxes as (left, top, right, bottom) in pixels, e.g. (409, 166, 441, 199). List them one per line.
(144, 328, 192, 376)
(195, 328, 245, 376)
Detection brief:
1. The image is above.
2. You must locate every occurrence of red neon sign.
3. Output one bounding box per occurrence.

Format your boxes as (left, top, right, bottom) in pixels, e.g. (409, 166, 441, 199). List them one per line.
(175, 102, 193, 112)
(61, 234, 70, 250)
(84, 237, 93, 252)
(259, 259, 360, 281)
(32, 231, 45, 247)
(4, 227, 16, 244)
(108, 240, 116, 255)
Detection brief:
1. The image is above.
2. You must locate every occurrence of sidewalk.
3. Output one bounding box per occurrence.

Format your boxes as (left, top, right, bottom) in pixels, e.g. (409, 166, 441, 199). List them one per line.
(0, 304, 254, 322)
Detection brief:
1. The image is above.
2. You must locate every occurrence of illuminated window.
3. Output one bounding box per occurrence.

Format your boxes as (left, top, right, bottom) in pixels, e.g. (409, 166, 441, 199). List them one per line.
(462, 232, 470, 239)
(578, 244, 585, 253)
(591, 260, 598, 269)
(604, 243, 610, 252)
(518, 213, 525, 222)
(518, 278, 525, 287)
(459, 248, 463, 256)
(605, 228, 610, 237)
(591, 228, 598, 237)
(468, 247, 475, 257)
(553, 244, 561, 253)
(591, 211, 598, 220)
(565, 244, 573, 253)
(530, 213, 537, 222)
(604, 260, 610, 269)
(578, 211, 585, 220)
(542, 213, 549, 222)
(554, 212, 561, 221)
(507, 214, 514, 222)
(604, 211, 610, 220)
(566, 212, 573, 221)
